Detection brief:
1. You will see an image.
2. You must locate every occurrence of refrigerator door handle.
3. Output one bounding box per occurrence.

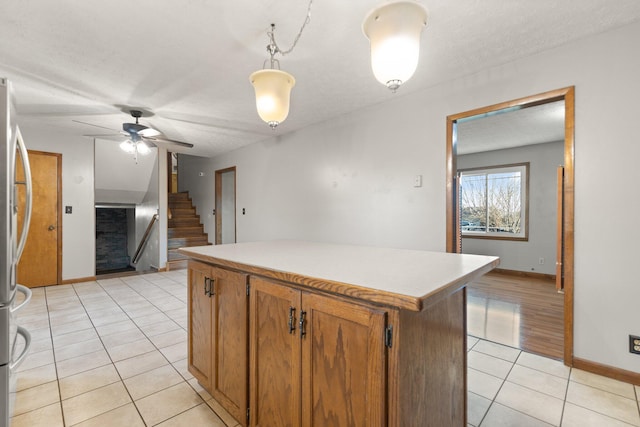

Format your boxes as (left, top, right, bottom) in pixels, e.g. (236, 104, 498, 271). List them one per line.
(9, 326, 31, 371)
(15, 126, 32, 263)
(10, 284, 32, 314)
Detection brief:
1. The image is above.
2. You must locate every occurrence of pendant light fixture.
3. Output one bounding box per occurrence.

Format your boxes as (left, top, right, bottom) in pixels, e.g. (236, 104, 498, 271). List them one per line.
(250, 0, 313, 129)
(363, 1, 428, 92)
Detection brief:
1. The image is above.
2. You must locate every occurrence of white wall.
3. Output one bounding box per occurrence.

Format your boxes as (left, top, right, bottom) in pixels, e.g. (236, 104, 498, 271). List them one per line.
(157, 148, 168, 268)
(180, 22, 640, 373)
(135, 151, 159, 271)
(459, 141, 563, 275)
(18, 123, 96, 280)
(94, 138, 158, 205)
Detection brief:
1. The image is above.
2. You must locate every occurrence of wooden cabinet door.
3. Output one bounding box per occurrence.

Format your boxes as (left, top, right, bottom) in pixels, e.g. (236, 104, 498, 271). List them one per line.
(210, 267, 249, 426)
(187, 261, 213, 389)
(249, 277, 302, 427)
(301, 292, 387, 427)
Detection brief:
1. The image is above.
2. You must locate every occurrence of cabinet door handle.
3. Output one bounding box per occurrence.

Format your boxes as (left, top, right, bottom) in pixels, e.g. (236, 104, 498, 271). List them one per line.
(204, 277, 210, 296)
(299, 310, 306, 338)
(288, 307, 296, 334)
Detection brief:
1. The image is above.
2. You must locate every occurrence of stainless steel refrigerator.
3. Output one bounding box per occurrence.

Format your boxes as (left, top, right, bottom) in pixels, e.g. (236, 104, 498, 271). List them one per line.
(0, 78, 33, 427)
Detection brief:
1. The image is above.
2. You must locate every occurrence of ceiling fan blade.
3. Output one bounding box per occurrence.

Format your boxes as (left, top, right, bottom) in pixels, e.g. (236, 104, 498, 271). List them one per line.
(85, 134, 126, 141)
(143, 136, 194, 148)
(138, 127, 161, 137)
(73, 120, 121, 132)
(155, 112, 268, 135)
(21, 105, 121, 117)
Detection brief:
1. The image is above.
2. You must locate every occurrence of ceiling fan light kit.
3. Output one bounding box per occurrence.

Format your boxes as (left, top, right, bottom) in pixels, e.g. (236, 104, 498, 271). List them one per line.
(83, 108, 194, 162)
(250, 0, 428, 127)
(363, 1, 429, 92)
(120, 110, 153, 160)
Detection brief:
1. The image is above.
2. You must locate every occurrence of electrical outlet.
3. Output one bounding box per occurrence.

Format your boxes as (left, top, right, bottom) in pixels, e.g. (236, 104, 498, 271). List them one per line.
(629, 335, 640, 354)
(539, 257, 545, 265)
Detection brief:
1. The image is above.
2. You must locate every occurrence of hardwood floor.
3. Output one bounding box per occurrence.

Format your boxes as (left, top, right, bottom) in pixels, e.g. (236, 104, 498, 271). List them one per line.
(467, 271, 564, 360)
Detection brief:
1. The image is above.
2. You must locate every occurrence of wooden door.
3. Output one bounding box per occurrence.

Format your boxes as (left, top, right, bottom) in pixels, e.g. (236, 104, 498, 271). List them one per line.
(250, 277, 301, 427)
(210, 267, 249, 426)
(17, 150, 61, 287)
(188, 261, 213, 389)
(301, 292, 386, 427)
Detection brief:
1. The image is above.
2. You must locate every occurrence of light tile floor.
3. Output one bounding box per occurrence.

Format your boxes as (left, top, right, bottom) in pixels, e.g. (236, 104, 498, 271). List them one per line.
(10, 271, 640, 426)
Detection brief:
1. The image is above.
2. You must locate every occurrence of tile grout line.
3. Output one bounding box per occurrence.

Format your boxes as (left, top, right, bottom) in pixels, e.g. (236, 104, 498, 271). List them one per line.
(476, 348, 520, 427)
(18, 271, 637, 427)
(44, 286, 67, 427)
(82, 275, 190, 426)
(74, 277, 150, 427)
(13, 273, 223, 426)
(45, 284, 83, 427)
(92, 273, 221, 426)
(557, 365, 572, 427)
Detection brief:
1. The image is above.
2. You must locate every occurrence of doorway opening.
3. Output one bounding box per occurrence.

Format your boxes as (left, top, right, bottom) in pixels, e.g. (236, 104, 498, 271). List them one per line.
(95, 206, 136, 276)
(215, 167, 237, 245)
(168, 152, 178, 194)
(446, 87, 575, 364)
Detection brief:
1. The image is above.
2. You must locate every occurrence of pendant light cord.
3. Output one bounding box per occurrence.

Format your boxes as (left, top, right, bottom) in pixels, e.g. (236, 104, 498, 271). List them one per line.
(268, 0, 313, 56)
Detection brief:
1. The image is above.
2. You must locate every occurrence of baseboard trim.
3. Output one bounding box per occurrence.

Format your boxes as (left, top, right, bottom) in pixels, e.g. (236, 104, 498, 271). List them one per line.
(61, 276, 96, 285)
(492, 268, 556, 282)
(573, 357, 640, 386)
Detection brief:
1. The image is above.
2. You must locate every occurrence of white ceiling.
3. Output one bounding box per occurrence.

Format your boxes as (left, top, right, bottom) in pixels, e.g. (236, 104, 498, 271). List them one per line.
(1, 1, 640, 158)
(457, 100, 565, 155)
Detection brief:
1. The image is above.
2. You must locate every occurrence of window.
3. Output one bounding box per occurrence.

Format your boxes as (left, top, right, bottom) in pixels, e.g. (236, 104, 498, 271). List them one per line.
(459, 163, 528, 240)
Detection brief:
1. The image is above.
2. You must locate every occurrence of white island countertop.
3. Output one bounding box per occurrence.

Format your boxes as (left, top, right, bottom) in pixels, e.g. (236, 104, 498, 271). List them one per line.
(178, 241, 499, 311)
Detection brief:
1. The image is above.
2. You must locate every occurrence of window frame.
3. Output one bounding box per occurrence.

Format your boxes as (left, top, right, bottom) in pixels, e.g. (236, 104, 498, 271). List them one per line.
(458, 162, 530, 241)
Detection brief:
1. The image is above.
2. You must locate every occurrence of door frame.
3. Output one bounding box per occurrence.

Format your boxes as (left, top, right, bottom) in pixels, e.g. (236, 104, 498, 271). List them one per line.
(445, 87, 575, 365)
(214, 166, 237, 245)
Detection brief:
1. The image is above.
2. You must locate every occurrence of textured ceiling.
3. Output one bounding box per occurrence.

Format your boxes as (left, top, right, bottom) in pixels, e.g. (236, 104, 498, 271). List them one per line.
(457, 100, 565, 155)
(1, 1, 640, 157)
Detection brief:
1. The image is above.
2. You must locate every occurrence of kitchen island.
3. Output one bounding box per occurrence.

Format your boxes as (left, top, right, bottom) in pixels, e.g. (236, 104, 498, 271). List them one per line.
(179, 241, 499, 427)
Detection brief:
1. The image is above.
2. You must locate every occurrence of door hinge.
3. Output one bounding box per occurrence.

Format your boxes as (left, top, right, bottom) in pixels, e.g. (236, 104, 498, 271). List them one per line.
(385, 324, 393, 348)
(247, 408, 250, 422)
(246, 283, 250, 296)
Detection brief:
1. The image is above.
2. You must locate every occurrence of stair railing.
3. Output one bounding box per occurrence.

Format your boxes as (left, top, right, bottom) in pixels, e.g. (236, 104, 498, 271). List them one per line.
(132, 213, 158, 265)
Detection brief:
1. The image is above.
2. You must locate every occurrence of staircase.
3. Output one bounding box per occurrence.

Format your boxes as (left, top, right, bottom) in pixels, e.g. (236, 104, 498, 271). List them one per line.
(167, 192, 211, 270)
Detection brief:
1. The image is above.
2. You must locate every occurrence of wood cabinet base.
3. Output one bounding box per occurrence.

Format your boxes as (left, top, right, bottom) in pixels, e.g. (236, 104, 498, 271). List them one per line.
(183, 242, 490, 427)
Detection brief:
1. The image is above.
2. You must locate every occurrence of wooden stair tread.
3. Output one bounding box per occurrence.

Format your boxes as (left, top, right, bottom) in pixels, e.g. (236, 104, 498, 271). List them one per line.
(167, 191, 210, 265)
(168, 237, 210, 249)
(169, 217, 201, 226)
(169, 227, 205, 238)
(170, 208, 197, 217)
(168, 250, 193, 261)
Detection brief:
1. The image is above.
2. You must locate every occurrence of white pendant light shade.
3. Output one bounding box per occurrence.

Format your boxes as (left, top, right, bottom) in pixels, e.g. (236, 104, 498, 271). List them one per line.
(136, 141, 150, 155)
(363, 1, 428, 91)
(250, 69, 296, 129)
(120, 140, 135, 154)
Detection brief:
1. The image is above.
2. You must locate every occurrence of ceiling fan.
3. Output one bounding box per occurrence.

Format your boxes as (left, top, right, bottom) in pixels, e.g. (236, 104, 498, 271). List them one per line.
(82, 109, 194, 150)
